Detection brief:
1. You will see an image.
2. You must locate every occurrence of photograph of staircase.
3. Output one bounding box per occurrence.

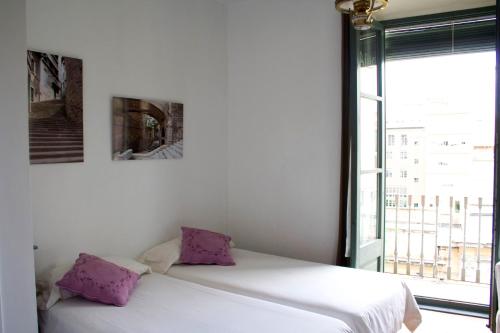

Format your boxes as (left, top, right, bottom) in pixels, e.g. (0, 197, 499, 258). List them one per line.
(28, 50, 83, 164)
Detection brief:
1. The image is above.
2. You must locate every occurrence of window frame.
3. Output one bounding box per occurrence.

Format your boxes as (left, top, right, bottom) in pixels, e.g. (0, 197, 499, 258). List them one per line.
(381, 5, 497, 323)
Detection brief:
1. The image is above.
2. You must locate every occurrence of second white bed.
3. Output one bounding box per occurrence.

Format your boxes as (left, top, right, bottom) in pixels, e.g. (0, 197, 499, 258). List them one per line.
(168, 249, 422, 333)
(40, 273, 352, 333)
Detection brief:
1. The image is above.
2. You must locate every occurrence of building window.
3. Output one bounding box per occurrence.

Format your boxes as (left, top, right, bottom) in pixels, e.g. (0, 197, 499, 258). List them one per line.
(399, 194, 408, 208)
(400, 151, 408, 160)
(414, 158, 419, 164)
(386, 199, 396, 208)
(388, 135, 395, 146)
(400, 170, 407, 178)
(386, 170, 393, 178)
(414, 178, 419, 183)
(401, 135, 408, 146)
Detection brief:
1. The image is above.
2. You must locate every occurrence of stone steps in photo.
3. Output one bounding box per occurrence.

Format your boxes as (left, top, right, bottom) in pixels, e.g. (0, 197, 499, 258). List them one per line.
(29, 113, 84, 163)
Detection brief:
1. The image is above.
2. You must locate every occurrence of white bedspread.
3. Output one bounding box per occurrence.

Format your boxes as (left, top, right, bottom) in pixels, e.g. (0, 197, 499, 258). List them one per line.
(40, 273, 352, 333)
(168, 249, 422, 333)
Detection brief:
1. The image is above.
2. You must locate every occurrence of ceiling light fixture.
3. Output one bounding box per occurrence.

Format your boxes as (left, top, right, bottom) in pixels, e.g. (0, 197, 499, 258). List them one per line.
(335, 0, 389, 30)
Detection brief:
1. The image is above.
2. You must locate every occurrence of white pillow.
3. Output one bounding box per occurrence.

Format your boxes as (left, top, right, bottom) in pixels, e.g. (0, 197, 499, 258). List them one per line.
(137, 238, 182, 274)
(36, 257, 151, 310)
(36, 263, 74, 310)
(103, 256, 152, 276)
(138, 237, 236, 274)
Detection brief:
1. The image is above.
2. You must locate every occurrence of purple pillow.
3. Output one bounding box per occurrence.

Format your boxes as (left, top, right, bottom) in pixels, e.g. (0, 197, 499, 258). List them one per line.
(180, 227, 235, 266)
(56, 253, 139, 306)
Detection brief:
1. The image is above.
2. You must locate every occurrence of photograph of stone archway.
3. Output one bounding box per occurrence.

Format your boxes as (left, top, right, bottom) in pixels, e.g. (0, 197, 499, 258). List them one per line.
(112, 97, 183, 160)
(27, 50, 83, 164)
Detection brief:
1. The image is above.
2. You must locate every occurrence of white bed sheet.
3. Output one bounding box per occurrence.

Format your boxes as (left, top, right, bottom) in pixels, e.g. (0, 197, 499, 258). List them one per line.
(40, 273, 352, 333)
(167, 249, 422, 333)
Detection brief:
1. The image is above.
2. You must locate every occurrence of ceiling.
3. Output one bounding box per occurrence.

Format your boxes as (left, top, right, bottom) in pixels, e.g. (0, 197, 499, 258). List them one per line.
(216, 0, 495, 21)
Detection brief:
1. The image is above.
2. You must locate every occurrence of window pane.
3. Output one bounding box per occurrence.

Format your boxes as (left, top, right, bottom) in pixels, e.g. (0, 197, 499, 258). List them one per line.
(385, 51, 495, 303)
(360, 98, 379, 170)
(359, 30, 379, 96)
(360, 173, 378, 245)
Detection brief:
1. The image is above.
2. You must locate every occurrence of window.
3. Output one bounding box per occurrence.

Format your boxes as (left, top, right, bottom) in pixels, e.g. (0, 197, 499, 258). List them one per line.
(349, 8, 495, 295)
(388, 135, 395, 146)
(382, 12, 495, 304)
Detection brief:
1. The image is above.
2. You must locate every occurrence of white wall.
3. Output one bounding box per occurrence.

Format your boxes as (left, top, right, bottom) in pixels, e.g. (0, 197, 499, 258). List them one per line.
(0, 0, 38, 331)
(27, 0, 228, 273)
(27, 0, 343, 274)
(226, 0, 343, 264)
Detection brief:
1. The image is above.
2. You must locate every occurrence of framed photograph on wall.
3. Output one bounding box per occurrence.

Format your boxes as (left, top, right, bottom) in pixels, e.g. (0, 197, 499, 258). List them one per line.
(27, 50, 83, 164)
(112, 97, 184, 160)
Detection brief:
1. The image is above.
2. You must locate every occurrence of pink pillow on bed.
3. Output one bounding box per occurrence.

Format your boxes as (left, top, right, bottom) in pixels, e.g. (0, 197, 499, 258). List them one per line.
(56, 253, 139, 306)
(180, 227, 235, 266)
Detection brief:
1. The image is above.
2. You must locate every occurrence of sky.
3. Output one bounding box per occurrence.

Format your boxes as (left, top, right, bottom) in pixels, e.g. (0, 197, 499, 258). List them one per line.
(386, 51, 496, 145)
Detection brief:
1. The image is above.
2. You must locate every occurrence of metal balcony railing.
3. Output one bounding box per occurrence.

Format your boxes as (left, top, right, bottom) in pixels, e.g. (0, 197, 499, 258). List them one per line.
(384, 195, 493, 285)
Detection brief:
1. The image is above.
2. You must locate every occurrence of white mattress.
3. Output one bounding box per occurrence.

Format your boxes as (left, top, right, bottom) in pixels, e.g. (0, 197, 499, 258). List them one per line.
(39, 273, 352, 333)
(168, 249, 422, 333)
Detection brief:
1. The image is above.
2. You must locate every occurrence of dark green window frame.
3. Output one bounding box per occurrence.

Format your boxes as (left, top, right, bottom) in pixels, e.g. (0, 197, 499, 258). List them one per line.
(379, 5, 498, 328)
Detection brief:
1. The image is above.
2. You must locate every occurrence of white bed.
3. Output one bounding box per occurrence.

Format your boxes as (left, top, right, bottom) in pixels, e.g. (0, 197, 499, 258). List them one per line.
(39, 273, 352, 333)
(167, 249, 422, 333)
